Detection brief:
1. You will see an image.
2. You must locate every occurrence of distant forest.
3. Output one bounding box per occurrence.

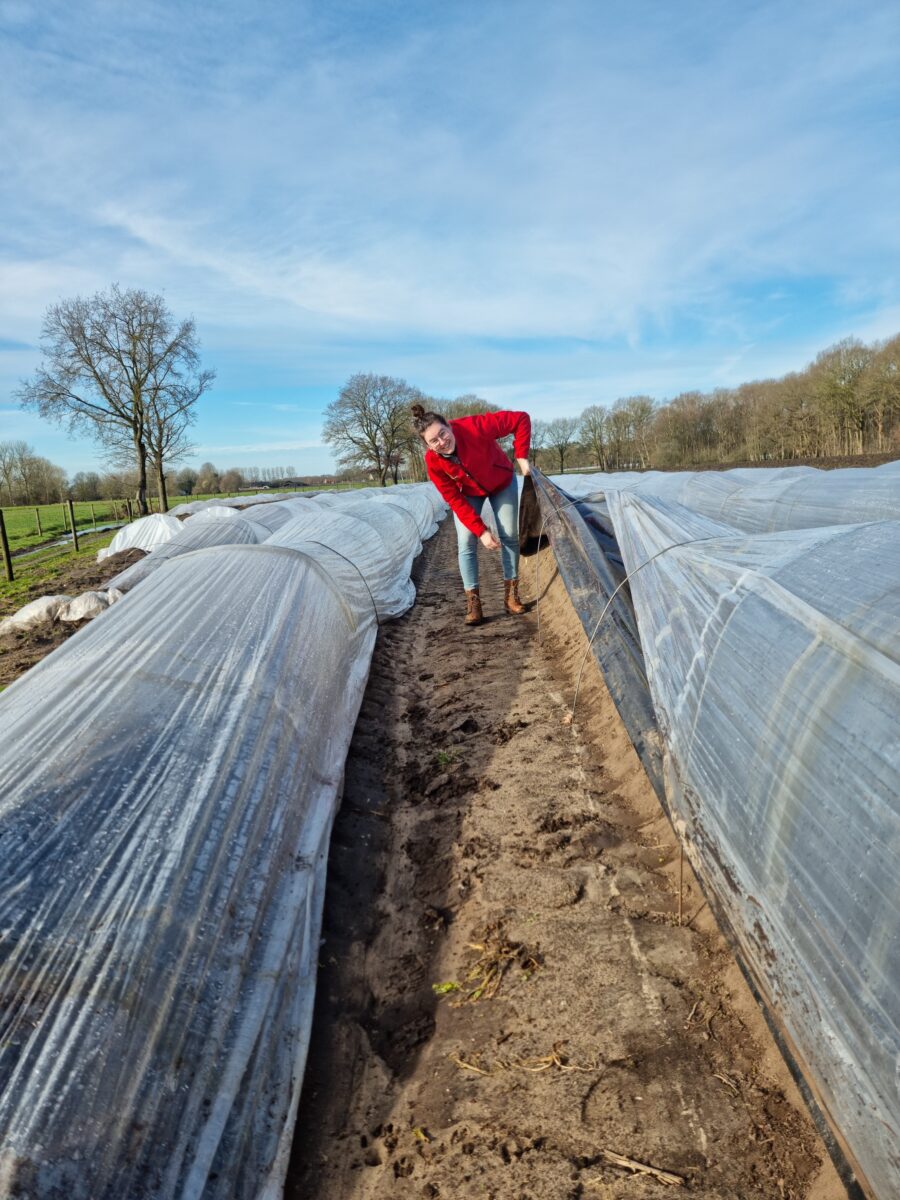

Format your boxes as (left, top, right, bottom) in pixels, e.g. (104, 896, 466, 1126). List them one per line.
(526, 333, 900, 474)
(326, 333, 899, 484)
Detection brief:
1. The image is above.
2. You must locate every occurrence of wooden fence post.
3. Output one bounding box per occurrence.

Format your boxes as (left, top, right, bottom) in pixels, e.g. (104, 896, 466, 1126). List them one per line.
(67, 500, 79, 553)
(0, 510, 12, 582)
(90, 503, 96, 528)
(35, 507, 42, 536)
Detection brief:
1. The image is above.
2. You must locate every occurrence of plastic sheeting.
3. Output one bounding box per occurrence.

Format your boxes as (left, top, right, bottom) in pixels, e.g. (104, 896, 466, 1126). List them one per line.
(97, 513, 184, 560)
(314, 488, 442, 539)
(172, 494, 302, 516)
(233, 503, 295, 533)
(549, 459, 900, 533)
(0, 489, 445, 1199)
(264, 510, 415, 622)
(533, 467, 900, 1199)
(336, 500, 422, 559)
(187, 505, 252, 523)
(103, 489, 441, 607)
(0, 595, 72, 635)
(57, 590, 113, 622)
(105, 517, 266, 592)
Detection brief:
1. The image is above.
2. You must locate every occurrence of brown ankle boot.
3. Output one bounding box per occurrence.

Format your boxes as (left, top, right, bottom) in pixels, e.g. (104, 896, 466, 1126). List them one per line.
(504, 578, 526, 614)
(465, 588, 484, 626)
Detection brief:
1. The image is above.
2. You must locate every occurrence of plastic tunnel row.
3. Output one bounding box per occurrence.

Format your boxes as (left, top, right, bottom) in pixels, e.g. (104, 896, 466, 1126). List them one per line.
(0, 485, 446, 1199)
(522, 462, 900, 1200)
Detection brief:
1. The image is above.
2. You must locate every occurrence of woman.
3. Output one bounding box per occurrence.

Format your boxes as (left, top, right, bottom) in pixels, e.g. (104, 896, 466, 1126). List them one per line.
(411, 402, 532, 626)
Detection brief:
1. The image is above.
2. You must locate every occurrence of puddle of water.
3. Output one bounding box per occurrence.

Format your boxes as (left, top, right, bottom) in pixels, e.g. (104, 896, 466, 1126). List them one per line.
(13, 523, 127, 560)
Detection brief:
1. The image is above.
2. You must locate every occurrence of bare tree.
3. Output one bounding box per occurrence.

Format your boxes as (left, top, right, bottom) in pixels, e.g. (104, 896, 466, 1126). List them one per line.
(220, 467, 245, 492)
(0, 441, 21, 503)
(17, 285, 214, 514)
(860, 335, 900, 451)
(529, 419, 549, 469)
(143, 379, 200, 511)
(545, 417, 581, 474)
(102, 386, 197, 511)
(195, 462, 220, 495)
(176, 467, 199, 495)
(323, 374, 415, 486)
(0, 440, 68, 504)
(622, 396, 655, 468)
(579, 405, 609, 470)
(71, 471, 103, 501)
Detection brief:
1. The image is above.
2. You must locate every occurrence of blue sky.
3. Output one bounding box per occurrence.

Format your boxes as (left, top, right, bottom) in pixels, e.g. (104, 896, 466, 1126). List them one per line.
(1, 0, 898, 476)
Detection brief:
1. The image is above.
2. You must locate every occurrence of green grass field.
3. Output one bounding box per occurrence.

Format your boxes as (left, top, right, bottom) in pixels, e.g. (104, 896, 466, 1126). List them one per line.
(1, 500, 129, 553)
(0, 528, 118, 613)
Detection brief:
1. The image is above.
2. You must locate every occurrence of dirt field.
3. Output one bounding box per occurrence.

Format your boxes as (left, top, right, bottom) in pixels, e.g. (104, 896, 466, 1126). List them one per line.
(287, 520, 845, 1200)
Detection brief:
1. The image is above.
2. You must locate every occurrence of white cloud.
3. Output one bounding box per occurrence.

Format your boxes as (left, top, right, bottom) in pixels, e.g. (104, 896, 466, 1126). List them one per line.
(2, 0, 896, 342)
(0, 0, 896, 471)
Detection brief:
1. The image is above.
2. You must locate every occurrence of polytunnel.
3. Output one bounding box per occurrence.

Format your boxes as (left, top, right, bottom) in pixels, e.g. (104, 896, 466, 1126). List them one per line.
(336, 499, 423, 557)
(263, 509, 414, 621)
(524, 465, 900, 1200)
(360, 490, 440, 538)
(0, 487, 443, 1199)
(97, 512, 184, 560)
(106, 515, 267, 592)
(236, 502, 296, 533)
(187, 505, 253, 524)
(312, 490, 439, 537)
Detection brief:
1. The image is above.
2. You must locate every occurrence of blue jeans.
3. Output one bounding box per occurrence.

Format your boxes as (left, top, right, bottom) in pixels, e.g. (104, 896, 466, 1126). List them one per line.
(453, 474, 520, 590)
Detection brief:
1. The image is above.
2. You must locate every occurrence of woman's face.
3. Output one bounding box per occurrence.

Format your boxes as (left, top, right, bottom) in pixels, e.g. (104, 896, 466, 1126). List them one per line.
(423, 420, 456, 454)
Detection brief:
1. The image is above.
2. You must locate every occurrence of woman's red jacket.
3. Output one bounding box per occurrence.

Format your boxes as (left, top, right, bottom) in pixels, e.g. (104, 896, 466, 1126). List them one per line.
(424, 410, 531, 537)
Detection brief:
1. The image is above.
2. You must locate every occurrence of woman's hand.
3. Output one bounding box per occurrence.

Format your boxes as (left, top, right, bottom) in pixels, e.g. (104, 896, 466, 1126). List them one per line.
(517, 457, 532, 476)
(480, 530, 500, 550)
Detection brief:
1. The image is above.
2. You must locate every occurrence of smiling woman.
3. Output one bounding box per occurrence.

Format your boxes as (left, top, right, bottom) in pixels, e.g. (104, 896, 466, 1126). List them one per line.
(411, 401, 532, 626)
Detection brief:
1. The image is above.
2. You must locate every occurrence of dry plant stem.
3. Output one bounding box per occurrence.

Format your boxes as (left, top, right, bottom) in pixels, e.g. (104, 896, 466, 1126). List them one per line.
(448, 1053, 491, 1075)
(678, 844, 684, 925)
(593, 1149, 685, 1187)
(448, 1045, 601, 1077)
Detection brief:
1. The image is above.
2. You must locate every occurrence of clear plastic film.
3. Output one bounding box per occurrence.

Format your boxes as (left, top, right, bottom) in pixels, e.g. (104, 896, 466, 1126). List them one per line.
(539, 468, 900, 1198)
(0, 489, 445, 1199)
(97, 513, 184, 560)
(106, 516, 266, 592)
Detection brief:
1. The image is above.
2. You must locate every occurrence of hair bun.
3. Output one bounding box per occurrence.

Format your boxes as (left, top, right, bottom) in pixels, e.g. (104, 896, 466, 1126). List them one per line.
(410, 403, 426, 420)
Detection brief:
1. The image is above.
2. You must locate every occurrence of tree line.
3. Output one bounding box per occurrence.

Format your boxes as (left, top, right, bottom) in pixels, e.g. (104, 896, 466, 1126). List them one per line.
(0, 446, 302, 508)
(323, 334, 899, 482)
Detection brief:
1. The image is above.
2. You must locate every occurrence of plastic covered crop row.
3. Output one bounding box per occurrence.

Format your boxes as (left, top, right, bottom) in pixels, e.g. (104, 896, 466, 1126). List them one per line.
(0, 487, 445, 1197)
(535, 468, 899, 1199)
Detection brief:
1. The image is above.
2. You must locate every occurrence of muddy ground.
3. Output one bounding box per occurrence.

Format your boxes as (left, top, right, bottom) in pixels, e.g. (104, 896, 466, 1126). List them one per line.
(0, 548, 145, 688)
(286, 520, 845, 1200)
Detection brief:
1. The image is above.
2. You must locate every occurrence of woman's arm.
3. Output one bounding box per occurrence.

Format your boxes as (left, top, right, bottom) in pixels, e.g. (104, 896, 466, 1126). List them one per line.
(428, 463, 489, 538)
(462, 410, 531, 462)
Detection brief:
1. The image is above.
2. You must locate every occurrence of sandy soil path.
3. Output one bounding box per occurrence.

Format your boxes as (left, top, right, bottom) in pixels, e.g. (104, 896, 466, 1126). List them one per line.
(287, 520, 844, 1200)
